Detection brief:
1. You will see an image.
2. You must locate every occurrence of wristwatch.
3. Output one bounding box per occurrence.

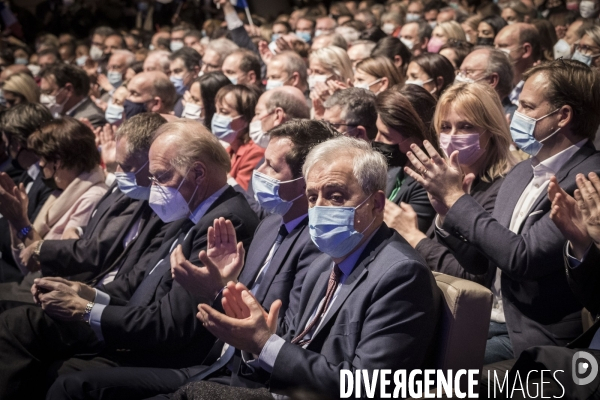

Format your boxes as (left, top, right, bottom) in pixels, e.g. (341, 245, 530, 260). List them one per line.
(32, 240, 44, 261)
(17, 225, 32, 240)
(82, 301, 95, 324)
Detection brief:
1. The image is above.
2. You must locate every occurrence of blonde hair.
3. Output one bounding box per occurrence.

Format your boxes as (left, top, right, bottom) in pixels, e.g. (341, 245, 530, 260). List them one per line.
(3, 73, 40, 104)
(355, 56, 405, 86)
(437, 21, 467, 42)
(153, 119, 231, 175)
(309, 46, 354, 82)
(434, 82, 517, 182)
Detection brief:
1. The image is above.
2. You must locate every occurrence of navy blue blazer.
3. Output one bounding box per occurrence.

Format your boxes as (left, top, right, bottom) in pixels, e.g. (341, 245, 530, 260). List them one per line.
(438, 141, 600, 356)
(270, 223, 441, 397)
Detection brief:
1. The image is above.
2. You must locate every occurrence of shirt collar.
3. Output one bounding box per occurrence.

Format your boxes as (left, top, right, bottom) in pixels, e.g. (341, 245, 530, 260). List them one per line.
(28, 162, 40, 180)
(189, 185, 229, 224)
(284, 213, 307, 235)
(337, 228, 378, 279)
(532, 139, 587, 176)
(65, 97, 88, 116)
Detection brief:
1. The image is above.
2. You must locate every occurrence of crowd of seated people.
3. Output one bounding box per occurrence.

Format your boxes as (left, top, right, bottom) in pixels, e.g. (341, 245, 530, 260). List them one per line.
(0, 0, 598, 398)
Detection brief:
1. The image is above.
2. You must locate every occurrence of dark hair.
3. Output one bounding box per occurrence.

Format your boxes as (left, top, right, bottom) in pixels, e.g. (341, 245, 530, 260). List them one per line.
(37, 48, 60, 62)
(0, 49, 14, 65)
(439, 40, 473, 68)
(28, 117, 100, 172)
(1, 103, 53, 146)
(93, 26, 116, 38)
(343, 20, 366, 32)
(105, 34, 126, 49)
(297, 16, 316, 29)
(184, 30, 204, 41)
(411, 53, 455, 95)
(324, 87, 378, 140)
(169, 47, 202, 72)
(376, 90, 440, 152)
(517, 23, 543, 62)
(523, 59, 600, 140)
(273, 21, 292, 33)
(269, 119, 339, 178)
(424, 1, 447, 12)
(479, 15, 507, 37)
(396, 84, 437, 134)
(531, 19, 558, 61)
(371, 36, 412, 74)
(412, 20, 433, 41)
(41, 64, 90, 97)
(214, 85, 260, 143)
(130, 61, 144, 74)
(360, 27, 387, 43)
(115, 112, 167, 156)
(230, 49, 261, 83)
(59, 41, 76, 58)
(196, 71, 232, 131)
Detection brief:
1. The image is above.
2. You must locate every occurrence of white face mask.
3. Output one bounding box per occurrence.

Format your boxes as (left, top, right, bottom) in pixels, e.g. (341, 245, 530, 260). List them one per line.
(249, 120, 270, 149)
(354, 78, 382, 91)
(382, 23, 396, 35)
(580, 0, 598, 18)
(308, 74, 329, 90)
(553, 39, 572, 59)
(149, 168, 198, 223)
(400, 37, 414, 50)
(182, 102, 203, 122)
(40, 90, 67, 116)
(89, 44, 104, 61)
(405, 78, 433, 87)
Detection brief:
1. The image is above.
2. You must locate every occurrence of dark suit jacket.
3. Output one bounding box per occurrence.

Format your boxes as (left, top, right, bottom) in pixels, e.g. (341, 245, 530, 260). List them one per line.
(386, 166, 435, 232)
(38, 185, 149, 283)
(96, 187, 259, 369)
(415, 177, 504, 286)
(69, 97, 107, 128)
(438, 142, 600, 356)
(269, 224, 441, 397)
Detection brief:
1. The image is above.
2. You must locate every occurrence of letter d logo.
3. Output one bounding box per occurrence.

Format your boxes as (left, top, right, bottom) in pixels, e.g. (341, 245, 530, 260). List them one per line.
(572, 351, 599, 386)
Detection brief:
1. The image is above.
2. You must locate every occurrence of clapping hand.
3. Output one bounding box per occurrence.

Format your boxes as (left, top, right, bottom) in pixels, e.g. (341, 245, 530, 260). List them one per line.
(384, 200, 427, 247)
(197, 281, 281, 356)
(171, 218, 245, 302)
(0, 172, 29, 229)
(404, 141, 475, 221)
(99, 124, 118, 172)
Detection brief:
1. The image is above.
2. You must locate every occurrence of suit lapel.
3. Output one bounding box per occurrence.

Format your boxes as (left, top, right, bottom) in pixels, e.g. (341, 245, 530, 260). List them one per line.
(296, 266, 331, 334)
(238, 217, 280, 286)
(254, 219, 308, 302)
(496, 162, 533, 227)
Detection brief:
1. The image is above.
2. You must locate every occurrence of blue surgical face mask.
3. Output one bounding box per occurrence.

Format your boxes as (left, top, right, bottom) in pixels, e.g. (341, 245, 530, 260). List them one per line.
(295, 31, 312, 43)
(252, 170, 304, 215)
(107, 70, 123, 88)
(115, 161, 151, 200)
(211, 113, 245, 143)
(510, 109, 561, 156)
(226, 75, 238, 85)
(105, 101, 124, 124)
(272, 33, 282, 42)
(308, 194, 376, 258)
(571, 50, 599, 66)
(170, 75, 187, 95)
(15, 57, 28, 65)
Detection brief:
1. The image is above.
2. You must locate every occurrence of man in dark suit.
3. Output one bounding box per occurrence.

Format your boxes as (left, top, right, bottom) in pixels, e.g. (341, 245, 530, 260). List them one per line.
(403, 59, 600, 364)
(479, 171, 600, 398)
(173, 136, 440, 399)
(0, 120, 259, 399)
(40, 63, 106, 128)
(0, 113, 168, 302)
(46, 119, 336, 400)
(0, 103, 54, 283)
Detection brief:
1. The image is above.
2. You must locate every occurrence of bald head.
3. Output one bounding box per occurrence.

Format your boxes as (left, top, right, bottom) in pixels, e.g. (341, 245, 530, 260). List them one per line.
(127, 71, 177, 114)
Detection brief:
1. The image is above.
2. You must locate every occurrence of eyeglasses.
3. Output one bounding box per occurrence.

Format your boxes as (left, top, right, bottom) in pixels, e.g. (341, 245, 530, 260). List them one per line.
(576, 44, 600, 56)
(457, 68, 486, 78)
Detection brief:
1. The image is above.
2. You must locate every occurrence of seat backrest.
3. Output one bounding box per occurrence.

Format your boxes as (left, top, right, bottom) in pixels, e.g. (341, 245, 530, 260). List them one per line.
(433, 272, 493, 392)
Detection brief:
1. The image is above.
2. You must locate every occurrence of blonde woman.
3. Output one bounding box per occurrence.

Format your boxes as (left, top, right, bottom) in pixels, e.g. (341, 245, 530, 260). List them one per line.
(461, 15, 482, 44)
(353, 56, 404, 94)
(428, 21, 467, 53)
(3, 73, 40, 108)
(309, 45, 354, 116)
(384, 82, 517, 285)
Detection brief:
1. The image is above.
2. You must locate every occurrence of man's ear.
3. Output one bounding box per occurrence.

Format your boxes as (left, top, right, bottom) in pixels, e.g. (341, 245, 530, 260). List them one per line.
(557, 105, 573, 129)
(193, 161, 207, 183)
(274, 107, 286, 126)
(247, 70, 257, 84)
(373, 190, 386, 214)
(355, 126, 370, 142)
(149, 97, 161, 112)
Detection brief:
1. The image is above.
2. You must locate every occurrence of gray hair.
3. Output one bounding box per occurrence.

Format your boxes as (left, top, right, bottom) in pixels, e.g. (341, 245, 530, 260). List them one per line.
(265, 91, 310, 119)
(302, 136, 387, 195)
(272, 51, 308, 86)
(335, 26, 361, 45)
(585, 25, 600, 48)
(111, 49, 136, 67)
(411, 20, 433, 42)
(146, 50, 171, 73)
(153, 119, 231, 174)
(317, 33, 348, 50)
(206, 38, 239, 63)
(323, 87, 378, 140)
(479, 46, 514, 100)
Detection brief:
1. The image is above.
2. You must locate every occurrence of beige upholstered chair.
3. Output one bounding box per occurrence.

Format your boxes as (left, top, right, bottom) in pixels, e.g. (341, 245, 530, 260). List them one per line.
(410, 273, 493, 399)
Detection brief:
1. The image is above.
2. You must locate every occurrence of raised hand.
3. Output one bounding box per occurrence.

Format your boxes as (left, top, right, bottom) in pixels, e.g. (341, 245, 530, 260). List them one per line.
(384, 200, 427, 248)
(197, 281, 282, 355)
(576, 172, 600, 247)
(172, 218, 245, 301)
(404, 141, 475, 219)
(99, 124, 118, 172)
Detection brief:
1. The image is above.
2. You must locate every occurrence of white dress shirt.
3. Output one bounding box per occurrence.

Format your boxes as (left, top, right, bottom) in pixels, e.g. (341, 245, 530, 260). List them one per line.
(490, 139, 586, 323)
